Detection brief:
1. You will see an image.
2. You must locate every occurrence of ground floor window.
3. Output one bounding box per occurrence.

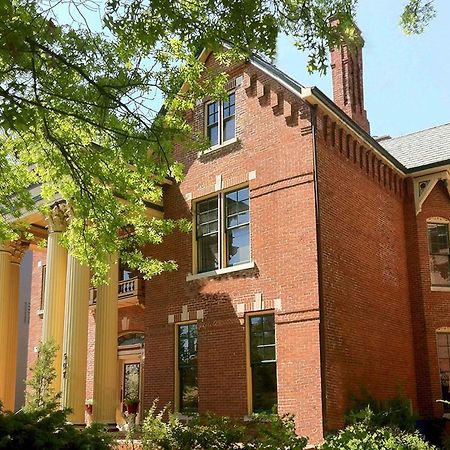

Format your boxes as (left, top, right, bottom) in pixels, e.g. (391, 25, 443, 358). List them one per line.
(248, 313, 277, 413)
(177, 322, 198, 413)
(437, 332, 450, 412)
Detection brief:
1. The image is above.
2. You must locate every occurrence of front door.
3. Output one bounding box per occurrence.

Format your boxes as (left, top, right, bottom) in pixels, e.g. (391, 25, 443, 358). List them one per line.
(119, 355, 142, 419)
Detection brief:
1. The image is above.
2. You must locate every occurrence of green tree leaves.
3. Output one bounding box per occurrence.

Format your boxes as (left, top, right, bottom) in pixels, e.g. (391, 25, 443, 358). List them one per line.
(0, 0, 435, 282)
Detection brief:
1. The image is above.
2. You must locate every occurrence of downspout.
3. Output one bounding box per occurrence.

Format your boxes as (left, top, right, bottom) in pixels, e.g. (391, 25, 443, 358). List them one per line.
(311, 104, 327, 437)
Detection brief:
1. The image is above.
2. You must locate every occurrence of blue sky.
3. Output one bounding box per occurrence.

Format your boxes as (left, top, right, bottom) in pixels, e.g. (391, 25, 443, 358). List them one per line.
(275, 0, 450, 138)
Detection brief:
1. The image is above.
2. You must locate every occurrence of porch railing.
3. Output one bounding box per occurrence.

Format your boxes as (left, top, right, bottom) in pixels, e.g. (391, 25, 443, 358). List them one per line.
(89, 276, 145, 307)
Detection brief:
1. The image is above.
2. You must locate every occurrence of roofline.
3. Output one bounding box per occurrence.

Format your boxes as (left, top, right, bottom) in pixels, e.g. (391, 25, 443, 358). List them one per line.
(299, 87, 408, 175)
(184, 47, 450, 177)
(405, 160, 450, 175)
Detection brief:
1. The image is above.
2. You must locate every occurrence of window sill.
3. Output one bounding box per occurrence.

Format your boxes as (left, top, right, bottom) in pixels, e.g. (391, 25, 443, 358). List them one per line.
(431, 286, 450, 292)
(198, 137, 238, 157)
(186, 261, 255, 281)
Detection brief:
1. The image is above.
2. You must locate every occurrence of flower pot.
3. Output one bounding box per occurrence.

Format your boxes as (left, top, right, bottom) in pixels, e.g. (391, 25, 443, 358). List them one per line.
(126, 402, 139, 414)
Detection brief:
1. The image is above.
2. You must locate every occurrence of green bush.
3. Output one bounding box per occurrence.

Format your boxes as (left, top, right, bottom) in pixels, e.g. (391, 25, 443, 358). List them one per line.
(0, 404, 114, 450)
(346, 393, 417, 432)
(0, 341, 115, 450)
(141, 401, 307, 450)
(319, 422, 437, 450)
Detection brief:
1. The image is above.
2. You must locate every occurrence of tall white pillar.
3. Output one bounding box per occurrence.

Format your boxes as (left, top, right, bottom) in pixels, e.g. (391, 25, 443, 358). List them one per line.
(0, 243, 12, 409)
(61, 255, 90, 424)
(93, 253, 119, 424)
(4, 241, 29, 411)
(42, 203, 68, 393)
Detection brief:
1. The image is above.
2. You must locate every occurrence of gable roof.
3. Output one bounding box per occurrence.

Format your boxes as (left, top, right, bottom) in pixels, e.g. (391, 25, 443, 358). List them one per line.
(191, 48, 448, 176)
(380, 123, 450, 172)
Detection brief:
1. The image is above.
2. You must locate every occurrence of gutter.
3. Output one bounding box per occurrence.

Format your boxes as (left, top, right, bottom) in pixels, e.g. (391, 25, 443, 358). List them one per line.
(311, 104, 327, 436)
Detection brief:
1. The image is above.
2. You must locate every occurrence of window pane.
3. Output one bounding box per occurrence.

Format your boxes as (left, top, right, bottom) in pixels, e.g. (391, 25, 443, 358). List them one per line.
(180, 366, 198, 413)
(252, 362, 277, 412)
(428, 223, 450, 255)
(223, 93, 235, 118)
(178, 324, 198, 413)
(223, 117, 235, 141)
(207, 102, 219, 125)
(197, 197, 219, 272)
(430, 255, 450, 286)
(227, 225, 250, 266)
(207, 124, 219, 146)
(198, 234, 218, 272)
(123, 363, 140, 401)
(250, 314, 277, 412)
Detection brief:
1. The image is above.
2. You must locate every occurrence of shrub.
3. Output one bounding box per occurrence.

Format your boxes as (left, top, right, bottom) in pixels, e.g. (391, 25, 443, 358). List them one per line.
(0, 340, 116, 450)
(319, 422, 437, 450)
(346, 393, 417, 432)
(245, 413, 307, 450)
(141, 401, 307, 450)
(0, 406, 114, 449)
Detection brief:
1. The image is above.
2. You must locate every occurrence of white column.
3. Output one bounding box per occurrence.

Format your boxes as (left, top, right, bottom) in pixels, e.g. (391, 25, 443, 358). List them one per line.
(0, 243, 12, 409)
(4, 241, 29, 411)
(42, 203, 68, 393)
(61, 255, 90, 424)
(93, 253, 119, 424)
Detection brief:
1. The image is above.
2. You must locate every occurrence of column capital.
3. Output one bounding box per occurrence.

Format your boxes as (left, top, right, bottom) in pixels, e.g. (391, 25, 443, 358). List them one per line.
(10, 240, 30, 264)
(48, 203, 69, 233)
(0, 242, 13, 254)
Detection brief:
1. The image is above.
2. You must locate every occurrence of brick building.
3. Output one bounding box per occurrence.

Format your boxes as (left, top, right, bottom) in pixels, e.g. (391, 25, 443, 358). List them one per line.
(1, 32, 449, 446)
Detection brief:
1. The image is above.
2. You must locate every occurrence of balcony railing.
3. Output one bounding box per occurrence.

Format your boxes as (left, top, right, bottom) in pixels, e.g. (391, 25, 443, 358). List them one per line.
(89, 276, 145, 308)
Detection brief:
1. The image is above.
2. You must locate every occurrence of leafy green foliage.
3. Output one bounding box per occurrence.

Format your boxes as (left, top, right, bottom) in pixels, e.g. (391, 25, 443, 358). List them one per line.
(400, 0, 436, 35)
(141, 401, 307, 450)
(0, 407, 115, 449)
(0, 340, 115, 449)
(0, 0, 435, 282)
(319, 422, 436, 450)
(24, 340, 60, 411)
(346, 393, 417, 432)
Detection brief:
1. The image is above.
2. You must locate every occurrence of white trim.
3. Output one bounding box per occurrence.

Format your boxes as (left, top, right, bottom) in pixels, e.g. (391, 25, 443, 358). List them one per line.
(186, 261, 255, 281)
(431, 286, 450, 292)
(198, 137, 238, 157)
(414, 170, 450, 214)
(427, 217, 450, 224)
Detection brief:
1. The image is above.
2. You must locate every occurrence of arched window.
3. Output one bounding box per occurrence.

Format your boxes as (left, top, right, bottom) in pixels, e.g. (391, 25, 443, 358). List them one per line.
(118, 332, 144, 347)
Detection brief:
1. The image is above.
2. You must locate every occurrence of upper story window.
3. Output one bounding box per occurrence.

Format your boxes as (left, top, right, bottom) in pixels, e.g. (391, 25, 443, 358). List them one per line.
(206, 92, 235, 147)
(195, 186, 250, 273)
(428, 222, 450, 286)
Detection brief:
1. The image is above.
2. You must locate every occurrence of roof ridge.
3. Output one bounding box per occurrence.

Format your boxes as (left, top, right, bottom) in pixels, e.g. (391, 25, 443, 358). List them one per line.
(388, 122, 450, 141)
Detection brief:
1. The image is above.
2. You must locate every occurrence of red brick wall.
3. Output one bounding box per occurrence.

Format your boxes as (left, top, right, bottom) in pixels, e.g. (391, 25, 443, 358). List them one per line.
(316, 113, 417, 430)
(142, 55, 324, 444)
(26, 249, 47, 376)
(405, 180, 450, 417)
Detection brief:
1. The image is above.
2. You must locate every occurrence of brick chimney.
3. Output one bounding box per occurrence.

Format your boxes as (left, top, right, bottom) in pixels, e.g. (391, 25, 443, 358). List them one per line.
(330, 26, 370, 133)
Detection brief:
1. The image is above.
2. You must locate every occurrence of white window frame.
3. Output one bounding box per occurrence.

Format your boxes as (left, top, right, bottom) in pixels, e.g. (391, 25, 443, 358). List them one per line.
(193, 185, 250, 275)
(204, 91, 236, 149)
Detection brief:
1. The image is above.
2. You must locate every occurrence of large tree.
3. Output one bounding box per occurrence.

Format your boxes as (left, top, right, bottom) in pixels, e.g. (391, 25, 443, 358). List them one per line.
(0, 0, 435, 282)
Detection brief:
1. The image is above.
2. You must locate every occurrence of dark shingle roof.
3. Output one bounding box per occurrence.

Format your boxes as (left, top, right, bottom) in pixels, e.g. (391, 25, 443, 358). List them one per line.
(380, 123, 450, 171)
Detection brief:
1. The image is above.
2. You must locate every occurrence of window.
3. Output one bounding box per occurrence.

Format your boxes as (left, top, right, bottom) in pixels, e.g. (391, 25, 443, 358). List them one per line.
(118, 332, 145, 347)
(248, 313, 277, 413)
(428, 222, 450, 286)
(195, 186, 250, 273)
(177, 323, 198, 413)
(206, 92, 235, 147)
(437, 332, 450, 412)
